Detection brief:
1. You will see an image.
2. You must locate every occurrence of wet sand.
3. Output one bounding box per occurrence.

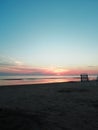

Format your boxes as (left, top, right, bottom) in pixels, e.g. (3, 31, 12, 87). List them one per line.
(0, 81, 98, 130)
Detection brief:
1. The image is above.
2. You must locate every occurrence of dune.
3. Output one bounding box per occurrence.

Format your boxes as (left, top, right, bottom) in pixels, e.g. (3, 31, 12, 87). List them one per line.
(0, 81, 98, 130)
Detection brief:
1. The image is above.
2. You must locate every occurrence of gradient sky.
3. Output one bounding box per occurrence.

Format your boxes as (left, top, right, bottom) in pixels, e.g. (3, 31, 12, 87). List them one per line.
(0, 0, 98, 75)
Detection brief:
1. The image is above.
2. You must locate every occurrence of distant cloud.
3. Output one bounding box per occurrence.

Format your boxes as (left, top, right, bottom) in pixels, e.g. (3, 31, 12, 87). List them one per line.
(0, 55, 56, 75)
(0, 55, 24, 66)
(87, 66, 97, 68)
(0, 55, 98, 76)
(0, 65, 57, 75)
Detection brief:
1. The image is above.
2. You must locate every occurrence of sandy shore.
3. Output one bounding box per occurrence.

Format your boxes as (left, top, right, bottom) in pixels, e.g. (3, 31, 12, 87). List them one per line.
(0, 81, 98, 130)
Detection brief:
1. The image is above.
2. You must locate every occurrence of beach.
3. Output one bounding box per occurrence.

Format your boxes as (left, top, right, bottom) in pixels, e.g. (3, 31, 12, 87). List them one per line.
(0, 81, 98, 130)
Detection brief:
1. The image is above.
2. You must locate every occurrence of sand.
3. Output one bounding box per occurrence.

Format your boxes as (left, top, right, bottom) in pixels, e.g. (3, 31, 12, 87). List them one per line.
(0, 81, 98, 130)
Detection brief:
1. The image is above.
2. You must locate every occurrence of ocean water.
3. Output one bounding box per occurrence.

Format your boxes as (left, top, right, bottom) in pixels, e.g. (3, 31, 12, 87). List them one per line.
(0, 75, 96, 86)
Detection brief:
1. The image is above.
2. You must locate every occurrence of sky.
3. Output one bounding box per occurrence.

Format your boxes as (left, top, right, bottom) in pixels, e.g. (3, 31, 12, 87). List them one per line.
(0, 0, 98, 76)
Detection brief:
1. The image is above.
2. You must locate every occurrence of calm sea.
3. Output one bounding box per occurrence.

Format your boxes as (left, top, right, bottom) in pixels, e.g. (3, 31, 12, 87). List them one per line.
(0, 75, 96, 86)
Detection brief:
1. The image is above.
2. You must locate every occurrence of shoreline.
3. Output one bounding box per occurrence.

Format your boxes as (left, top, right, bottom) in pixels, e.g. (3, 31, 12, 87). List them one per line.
(0, 79, 97, 88)
(0, 80, 77, 87)
(0, 75, 97, 86)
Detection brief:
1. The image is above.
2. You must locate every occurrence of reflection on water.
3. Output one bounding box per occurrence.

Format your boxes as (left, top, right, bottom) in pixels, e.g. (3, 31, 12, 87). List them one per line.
(0, 78, 70, 86)
(0, 75, 96, 86)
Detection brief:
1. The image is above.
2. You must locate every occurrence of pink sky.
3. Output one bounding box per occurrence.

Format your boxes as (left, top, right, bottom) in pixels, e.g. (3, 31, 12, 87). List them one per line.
(0, 64, 98, 76)
(0, 56, 98, 76)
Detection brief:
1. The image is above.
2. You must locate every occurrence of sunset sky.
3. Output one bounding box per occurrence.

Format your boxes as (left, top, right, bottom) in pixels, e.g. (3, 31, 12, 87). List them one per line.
(0, 0, 98, 76)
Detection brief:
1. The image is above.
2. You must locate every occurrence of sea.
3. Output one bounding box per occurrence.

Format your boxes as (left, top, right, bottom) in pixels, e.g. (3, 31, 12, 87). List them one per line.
(0, 75, 97, 86)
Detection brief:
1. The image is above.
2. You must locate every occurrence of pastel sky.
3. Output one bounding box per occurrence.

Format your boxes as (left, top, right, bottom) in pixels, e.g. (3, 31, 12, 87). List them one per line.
(0, 0, 98, 75)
